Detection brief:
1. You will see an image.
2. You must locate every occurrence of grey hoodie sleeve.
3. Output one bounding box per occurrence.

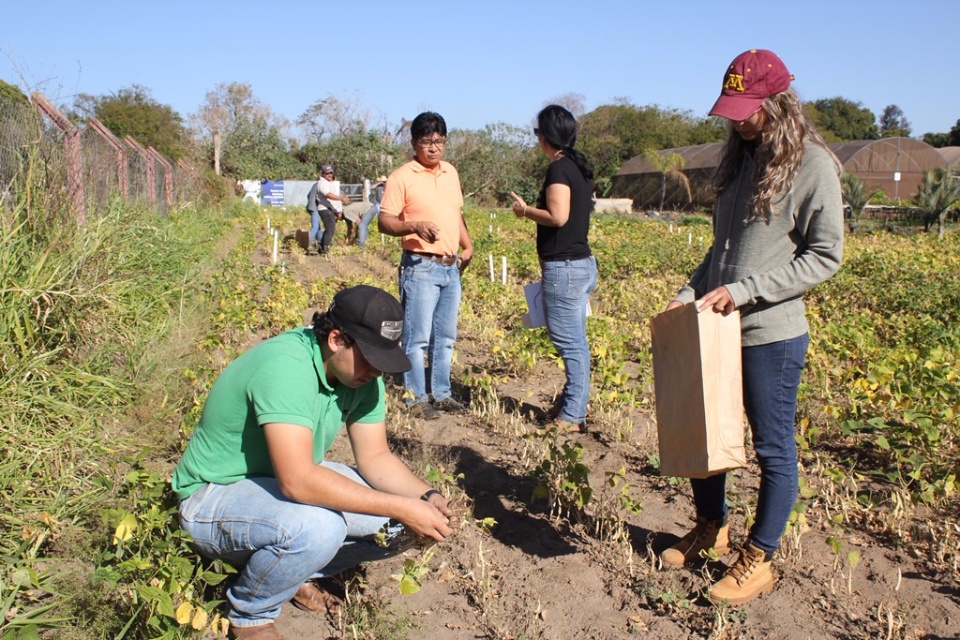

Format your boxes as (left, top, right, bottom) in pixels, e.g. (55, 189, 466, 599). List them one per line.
(725, 150, 844, 308)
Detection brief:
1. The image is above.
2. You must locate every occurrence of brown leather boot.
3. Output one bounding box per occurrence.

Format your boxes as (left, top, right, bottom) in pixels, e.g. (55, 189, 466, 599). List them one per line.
(707, 541, 775, 605)
(661, 515, 730, 569)
(290, 580, 343, 616)
(228, 622, 284, 640)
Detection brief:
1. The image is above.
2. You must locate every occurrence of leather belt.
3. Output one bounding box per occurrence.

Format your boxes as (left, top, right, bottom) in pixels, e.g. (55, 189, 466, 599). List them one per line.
(409, 251, 458, 266)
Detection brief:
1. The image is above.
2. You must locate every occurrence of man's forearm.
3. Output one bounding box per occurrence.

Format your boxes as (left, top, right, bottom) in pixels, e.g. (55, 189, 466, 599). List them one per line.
(378, 212, 408, 237)
(356, 450, 431, 499)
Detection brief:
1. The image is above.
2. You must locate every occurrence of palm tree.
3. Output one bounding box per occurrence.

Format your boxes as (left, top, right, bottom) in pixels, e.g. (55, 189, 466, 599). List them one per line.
(913, 168, 960, 237)
(841, 173, 871, 232)
(643, 149, 691, 213)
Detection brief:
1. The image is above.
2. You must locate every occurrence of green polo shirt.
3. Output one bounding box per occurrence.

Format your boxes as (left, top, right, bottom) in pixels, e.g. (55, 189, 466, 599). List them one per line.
(172, 327, 385, 499)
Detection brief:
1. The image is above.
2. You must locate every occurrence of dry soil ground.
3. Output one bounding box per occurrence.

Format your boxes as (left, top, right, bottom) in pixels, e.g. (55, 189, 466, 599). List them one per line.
(239, 233, 960, 640)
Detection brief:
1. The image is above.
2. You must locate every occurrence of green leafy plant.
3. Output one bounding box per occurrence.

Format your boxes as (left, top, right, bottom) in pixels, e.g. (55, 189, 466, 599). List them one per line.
(529, 429, 592, 522)
(390, 546, 437, 596)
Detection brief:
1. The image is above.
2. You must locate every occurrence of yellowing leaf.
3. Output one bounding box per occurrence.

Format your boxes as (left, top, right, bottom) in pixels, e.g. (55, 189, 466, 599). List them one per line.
(191, 606, 209, 630)
(398, 575, 421, 595)
(175, 602, 193, 625)
(113, 513, 138, 545)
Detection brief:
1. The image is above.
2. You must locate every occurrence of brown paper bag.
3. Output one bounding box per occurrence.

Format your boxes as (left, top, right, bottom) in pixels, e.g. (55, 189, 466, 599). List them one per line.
(650, 302, 745, 478)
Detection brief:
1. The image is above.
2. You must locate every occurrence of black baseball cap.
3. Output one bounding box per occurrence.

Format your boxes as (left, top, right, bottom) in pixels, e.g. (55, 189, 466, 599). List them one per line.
(327, 285, 410, 374)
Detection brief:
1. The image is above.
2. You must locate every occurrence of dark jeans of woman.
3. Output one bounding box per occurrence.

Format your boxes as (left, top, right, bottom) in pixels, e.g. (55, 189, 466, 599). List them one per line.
(690, 333, 809, 553)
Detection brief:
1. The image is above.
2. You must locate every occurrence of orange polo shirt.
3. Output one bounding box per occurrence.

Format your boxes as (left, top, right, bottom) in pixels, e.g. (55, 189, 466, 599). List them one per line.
(379, 158, 464, 256)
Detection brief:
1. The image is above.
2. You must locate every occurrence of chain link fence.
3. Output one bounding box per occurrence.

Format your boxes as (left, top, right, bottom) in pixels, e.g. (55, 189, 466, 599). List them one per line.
(1, 92, 204, 222)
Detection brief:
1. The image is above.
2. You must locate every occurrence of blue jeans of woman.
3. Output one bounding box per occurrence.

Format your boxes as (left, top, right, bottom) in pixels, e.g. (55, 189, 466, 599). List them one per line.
(399, 251, 461, 405)
(540, 256, 598, 424)
(357, 203, 379, 248)
(178, 462, 407, 629)
(690, 333, 809, 553)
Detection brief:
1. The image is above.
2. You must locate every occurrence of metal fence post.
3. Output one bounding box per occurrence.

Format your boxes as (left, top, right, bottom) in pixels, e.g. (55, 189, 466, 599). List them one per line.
(31, 92, 86, 224)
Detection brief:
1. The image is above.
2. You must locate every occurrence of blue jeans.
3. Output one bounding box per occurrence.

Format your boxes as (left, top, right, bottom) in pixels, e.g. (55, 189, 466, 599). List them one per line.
(399, 251, 461, 405)
(309, 210, 322, 247)
(357, 203, 379, 248)
(178, 462, 408, 628)
(540, 256, 598, 424)
(690, 333, 809, 553)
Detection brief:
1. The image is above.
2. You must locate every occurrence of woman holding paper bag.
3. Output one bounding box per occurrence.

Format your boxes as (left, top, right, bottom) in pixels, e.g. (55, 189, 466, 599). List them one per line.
(660, 50, 843, 605)
(509, 105, 597, 434)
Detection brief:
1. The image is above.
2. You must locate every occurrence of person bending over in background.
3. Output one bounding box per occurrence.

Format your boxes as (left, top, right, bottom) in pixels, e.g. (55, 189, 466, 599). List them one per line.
(172, 285, 456, 640)
(357, 176, 387, 249)
(509, 105, 598, 435)
(659, 49, 843, 606)
(378, 111, 474, 421)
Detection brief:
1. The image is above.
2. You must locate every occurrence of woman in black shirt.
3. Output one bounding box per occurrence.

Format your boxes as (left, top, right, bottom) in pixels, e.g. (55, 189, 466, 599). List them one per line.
(510, 105, 597, 433)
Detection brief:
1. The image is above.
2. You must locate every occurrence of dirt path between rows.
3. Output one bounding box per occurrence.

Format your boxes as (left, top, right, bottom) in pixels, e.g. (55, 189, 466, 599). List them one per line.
(251, 237, 960, 640)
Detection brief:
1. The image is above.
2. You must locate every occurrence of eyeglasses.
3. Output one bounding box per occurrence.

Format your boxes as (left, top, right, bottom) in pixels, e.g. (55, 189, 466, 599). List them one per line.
(417, 137, 446, 148)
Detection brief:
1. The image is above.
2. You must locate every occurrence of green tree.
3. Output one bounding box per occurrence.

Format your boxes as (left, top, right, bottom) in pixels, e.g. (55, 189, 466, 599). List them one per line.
(913, 167, 960, 237)
(73, 85, 190, 160)
(924, 119, 960, 148)
(922, 131, 950, 148)
(0, 79, 29, 107)
(192, 82, 286, 176)
(579, 101, 723, 194)
(810, 97, 879, 141)
(297, 130, 401, 183)
(445, 122, 530, 206)
(841, 173, 872, 231)
(219, 117, 304, 180)
(192, 82, 297, 180)
(879, 104, 911, 138)
(296, 93, 370, 142)
(643, 148, 690, 212)
(950, 119, 960, 147)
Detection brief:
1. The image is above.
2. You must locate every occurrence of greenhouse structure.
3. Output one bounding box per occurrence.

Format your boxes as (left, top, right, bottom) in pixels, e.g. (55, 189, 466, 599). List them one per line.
(612, 137, 948, 211)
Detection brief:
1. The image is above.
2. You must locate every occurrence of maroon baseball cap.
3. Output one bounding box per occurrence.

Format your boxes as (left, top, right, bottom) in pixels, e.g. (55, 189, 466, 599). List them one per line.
(709, 49, 794, 122)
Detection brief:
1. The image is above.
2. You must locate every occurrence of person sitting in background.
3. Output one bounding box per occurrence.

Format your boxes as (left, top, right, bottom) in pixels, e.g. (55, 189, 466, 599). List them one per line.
(172, 285, 456, 640)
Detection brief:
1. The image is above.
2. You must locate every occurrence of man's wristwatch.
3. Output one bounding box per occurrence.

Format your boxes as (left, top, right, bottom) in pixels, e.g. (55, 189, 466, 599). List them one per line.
(420, 489, 442, 502)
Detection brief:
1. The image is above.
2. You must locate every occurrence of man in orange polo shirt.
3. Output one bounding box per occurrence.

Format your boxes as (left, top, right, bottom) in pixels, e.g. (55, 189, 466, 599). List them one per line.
(378, 111, 474, 420)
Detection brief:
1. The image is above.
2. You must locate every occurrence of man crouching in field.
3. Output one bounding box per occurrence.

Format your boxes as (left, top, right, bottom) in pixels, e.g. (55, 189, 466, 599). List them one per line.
(172, 285, 456, 640)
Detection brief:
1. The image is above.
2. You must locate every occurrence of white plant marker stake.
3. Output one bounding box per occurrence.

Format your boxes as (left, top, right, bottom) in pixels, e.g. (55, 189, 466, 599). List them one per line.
(272, 229, 279, 263)
(688, 232, 692, 245)
(488, 254, 495, 282)
(501, 256, 507, 285)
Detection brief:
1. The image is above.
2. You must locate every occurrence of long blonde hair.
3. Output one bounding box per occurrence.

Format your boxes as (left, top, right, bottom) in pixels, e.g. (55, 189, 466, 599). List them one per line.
(712, 88, 840, 218)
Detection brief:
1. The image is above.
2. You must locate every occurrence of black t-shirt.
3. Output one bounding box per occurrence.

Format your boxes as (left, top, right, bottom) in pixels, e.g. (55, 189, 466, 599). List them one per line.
(535, 156, 593, 260)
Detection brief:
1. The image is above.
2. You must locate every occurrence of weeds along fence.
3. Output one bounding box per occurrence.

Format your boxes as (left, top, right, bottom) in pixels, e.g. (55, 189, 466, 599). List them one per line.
(0, 91, 202, 222)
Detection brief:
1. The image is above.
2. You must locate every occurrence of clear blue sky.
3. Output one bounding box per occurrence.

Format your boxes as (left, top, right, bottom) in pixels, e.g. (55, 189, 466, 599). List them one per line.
(2, 0, 957, 138)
